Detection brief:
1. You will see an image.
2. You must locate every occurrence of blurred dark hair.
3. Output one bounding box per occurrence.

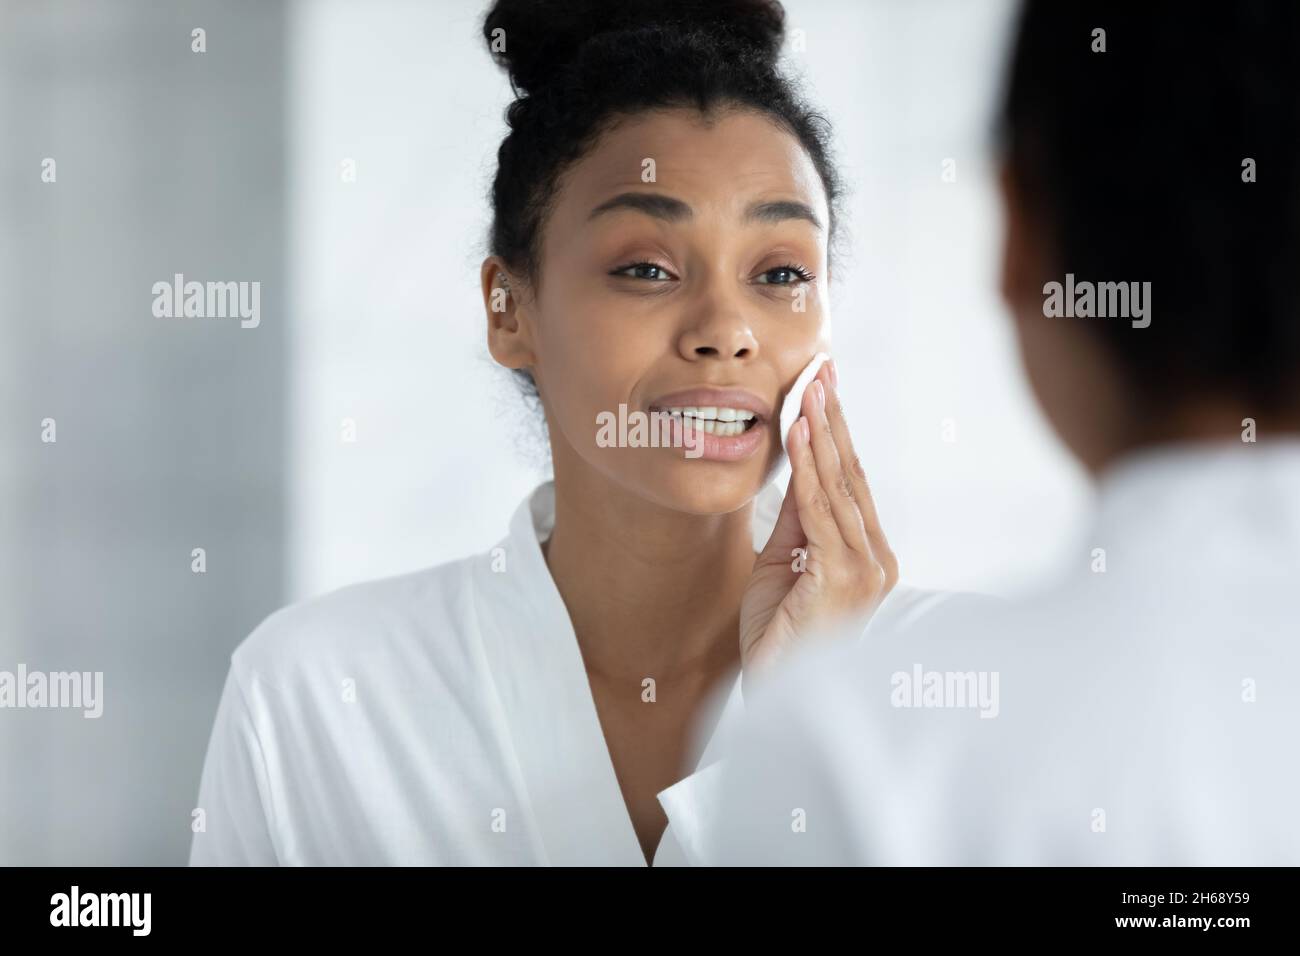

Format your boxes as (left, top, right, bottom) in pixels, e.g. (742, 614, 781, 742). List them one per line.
(482, 0, 841, 400)
(999, 0, 1300, 413)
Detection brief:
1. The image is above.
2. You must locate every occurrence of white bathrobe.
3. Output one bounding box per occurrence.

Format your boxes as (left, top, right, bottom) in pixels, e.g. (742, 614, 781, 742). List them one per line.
(693, 441, 1300, 865)
(189, 479, 958, 866)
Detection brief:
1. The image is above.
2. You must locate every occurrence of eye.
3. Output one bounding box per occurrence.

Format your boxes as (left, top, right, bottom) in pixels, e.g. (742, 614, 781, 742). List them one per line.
(755, 263, 815, 285)
(610, 261, 676, 282)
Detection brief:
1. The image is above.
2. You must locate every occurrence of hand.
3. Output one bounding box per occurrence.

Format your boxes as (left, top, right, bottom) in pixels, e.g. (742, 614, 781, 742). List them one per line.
(739, 360, 899, 686)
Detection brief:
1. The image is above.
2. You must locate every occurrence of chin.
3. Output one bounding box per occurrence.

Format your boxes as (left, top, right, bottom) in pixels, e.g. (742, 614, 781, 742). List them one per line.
(628, 452, 780, 517)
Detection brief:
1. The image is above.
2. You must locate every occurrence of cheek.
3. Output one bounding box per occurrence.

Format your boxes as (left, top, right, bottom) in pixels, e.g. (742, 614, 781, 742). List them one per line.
(531, 284, 660, 428)
(764, 298, 832, 378)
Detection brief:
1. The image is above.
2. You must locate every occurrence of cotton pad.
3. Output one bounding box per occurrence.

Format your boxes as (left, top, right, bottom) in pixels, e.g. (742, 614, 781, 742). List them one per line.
(778, 351, 830, 452)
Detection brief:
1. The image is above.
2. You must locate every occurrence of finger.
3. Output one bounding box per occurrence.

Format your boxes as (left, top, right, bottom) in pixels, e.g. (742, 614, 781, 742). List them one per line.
(818, 363, 894, 566)
(787, 414, 842, 553)
(805, 377, 871, 552)
(761, 471, 803, 558)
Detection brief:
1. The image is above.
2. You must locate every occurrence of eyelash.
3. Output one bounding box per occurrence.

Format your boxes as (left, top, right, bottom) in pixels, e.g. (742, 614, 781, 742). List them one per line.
(610, 261, 676, 282)
(758, 263, 816, 285)
(609, 261, 816, 284)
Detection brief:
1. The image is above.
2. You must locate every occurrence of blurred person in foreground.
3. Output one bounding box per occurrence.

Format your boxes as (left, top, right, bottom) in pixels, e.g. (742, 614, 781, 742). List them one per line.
(678, 0, 1300, 865)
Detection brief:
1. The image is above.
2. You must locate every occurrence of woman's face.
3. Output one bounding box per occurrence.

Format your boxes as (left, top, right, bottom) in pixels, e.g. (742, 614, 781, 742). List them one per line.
(491, 106, 832, 515)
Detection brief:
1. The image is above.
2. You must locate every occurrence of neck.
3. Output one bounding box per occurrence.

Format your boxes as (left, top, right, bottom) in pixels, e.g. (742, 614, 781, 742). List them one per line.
(542, 460, 755, 683)
(1086, 397, 1300, 475)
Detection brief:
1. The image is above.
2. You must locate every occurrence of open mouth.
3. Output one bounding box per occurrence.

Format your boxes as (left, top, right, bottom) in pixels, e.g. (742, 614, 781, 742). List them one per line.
(650, 405, 761, 438)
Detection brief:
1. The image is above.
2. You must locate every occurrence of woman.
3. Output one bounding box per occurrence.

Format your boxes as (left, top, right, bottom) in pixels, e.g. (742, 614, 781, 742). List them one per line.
(697, 0, 1300, 866)
(190, 0, 955, 866)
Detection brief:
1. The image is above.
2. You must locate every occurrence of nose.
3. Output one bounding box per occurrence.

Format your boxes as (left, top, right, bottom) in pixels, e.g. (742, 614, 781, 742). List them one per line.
(675, 284, 759, 363)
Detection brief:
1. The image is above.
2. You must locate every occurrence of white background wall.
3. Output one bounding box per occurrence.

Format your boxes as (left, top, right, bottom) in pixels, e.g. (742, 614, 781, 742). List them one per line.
(1, 0, 288, 865)
(289, 0, 1091, 602)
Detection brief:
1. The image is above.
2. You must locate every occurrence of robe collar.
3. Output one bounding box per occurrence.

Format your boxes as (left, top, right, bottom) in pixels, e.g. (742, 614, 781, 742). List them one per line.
(469, 480, 778, 865)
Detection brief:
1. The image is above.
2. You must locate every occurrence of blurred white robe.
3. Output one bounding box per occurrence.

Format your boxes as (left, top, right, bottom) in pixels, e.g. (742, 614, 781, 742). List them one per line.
(692, 441, 1300, 865)
(190, 479, 957, 866)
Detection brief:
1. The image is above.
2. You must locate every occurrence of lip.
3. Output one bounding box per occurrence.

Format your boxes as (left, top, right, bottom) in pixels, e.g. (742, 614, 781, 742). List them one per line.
(647, 386, 772, 463)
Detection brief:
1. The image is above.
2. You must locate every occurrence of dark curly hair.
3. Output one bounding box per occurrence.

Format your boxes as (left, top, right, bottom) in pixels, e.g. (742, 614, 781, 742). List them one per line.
(481, 0, 842, 401)
(1000, 0, 1300, 414)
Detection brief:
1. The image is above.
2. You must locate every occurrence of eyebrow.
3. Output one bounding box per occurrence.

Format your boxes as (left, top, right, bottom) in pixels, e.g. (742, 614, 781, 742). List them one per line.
(587, 192, 822, 230)
(745, 199, 822, 231)
(588, 192, 692, 222)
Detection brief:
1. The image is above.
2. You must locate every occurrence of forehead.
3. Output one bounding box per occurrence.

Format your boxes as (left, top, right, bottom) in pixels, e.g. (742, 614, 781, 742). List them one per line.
(551, 106, 829, 225)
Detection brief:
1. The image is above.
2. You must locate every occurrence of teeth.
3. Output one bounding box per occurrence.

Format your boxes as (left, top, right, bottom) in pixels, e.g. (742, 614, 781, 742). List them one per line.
(660, 406, 757, 423)
(654, 406, 758, 439)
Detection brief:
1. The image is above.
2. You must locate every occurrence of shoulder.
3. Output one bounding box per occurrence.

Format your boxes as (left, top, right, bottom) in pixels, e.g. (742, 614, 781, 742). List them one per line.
(744, 583, 1002, 715)
(744, 582, 1015, 739)
(864, 582, 1004, 640)
(227, 555, 482, 700)
(740, 580, 1103, 788)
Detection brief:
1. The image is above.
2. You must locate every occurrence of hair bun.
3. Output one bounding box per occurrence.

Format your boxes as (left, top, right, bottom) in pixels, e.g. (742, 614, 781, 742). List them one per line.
(483, 0, 786, 95)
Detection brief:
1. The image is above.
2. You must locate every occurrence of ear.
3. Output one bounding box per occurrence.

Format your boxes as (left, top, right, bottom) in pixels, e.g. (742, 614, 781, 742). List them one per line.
(481, 257, 536, 373)
(998, 162, 1048, 325)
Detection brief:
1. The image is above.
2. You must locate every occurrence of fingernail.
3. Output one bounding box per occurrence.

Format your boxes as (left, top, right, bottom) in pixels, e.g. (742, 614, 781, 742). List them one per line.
(798, 417, 810, 444)
(813, 379, 825, 410)
(828, 358, 839, 389)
